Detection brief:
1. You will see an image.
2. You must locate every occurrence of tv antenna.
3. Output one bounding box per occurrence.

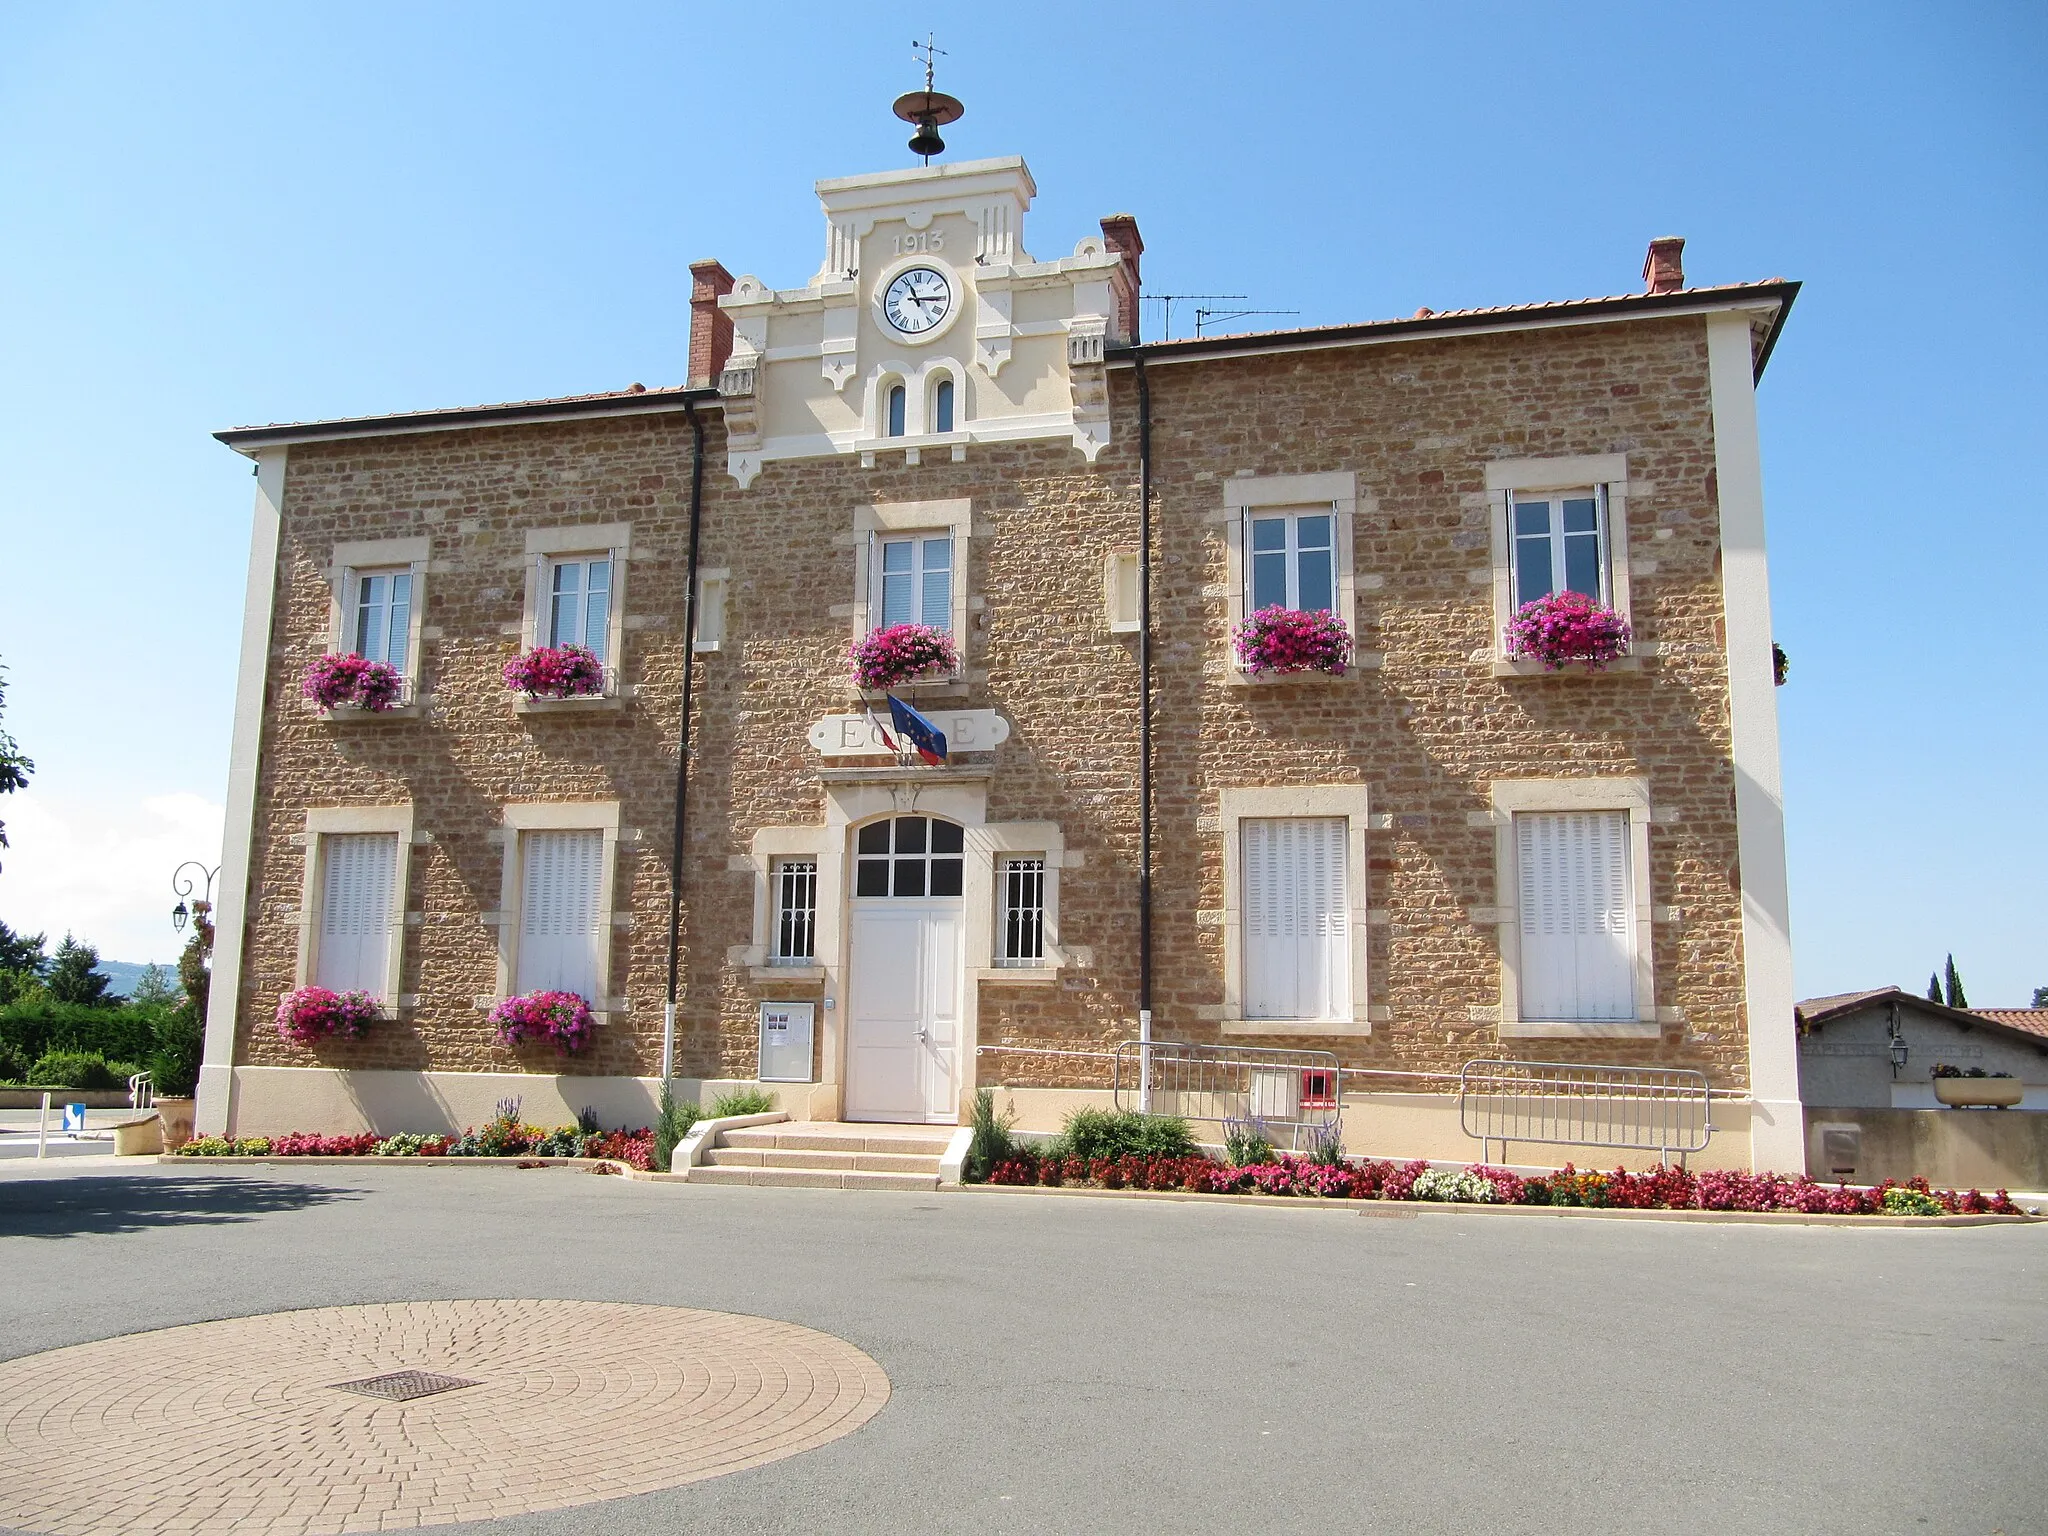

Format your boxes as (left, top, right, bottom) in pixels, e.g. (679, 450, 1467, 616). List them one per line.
(893, 35, 963, 163)
(1145, 293, 1243, 343)
(1195, 305, 1300, 337)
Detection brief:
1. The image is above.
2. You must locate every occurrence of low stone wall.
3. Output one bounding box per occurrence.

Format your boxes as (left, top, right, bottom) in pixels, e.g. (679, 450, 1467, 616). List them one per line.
(1806, 1106, 2048, 1190)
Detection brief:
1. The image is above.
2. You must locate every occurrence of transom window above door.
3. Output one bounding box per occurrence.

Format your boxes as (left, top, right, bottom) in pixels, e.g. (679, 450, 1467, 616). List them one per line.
(855, 816, 964, 898)
(1248, 510, 1335, 613)
(548, 555, 613, 661)
(1511, 489, 1609, 608)
(876, 535, 952, 632)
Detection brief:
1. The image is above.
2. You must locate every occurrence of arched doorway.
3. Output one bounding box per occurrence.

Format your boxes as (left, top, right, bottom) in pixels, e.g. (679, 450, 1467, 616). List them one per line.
(845, 815, 964, 1123)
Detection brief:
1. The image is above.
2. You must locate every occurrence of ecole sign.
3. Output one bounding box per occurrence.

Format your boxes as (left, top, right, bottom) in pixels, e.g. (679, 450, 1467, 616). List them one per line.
(807, 710, 1011, 757)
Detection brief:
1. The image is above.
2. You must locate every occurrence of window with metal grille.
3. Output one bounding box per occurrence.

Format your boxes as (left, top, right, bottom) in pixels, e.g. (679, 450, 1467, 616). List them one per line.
(854, 816, 964, 898)
(771, 860, 817, 964)
(999, 856, 1046, 964)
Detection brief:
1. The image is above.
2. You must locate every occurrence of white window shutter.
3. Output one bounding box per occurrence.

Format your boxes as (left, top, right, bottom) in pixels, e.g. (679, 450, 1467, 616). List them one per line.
(516, 830, 604, 999)
(1244, 818, 1349, 1022)
(315, 834, 398, 998)
(1516, 811, 1635, 1021)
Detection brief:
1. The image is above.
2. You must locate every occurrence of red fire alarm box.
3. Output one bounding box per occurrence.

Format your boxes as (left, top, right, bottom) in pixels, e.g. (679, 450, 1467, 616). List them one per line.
(1299, 1069, 1338, 1111)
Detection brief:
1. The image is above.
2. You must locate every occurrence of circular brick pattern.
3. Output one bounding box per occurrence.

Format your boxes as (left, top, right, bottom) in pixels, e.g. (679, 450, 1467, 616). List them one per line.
(0, 1299, 890, 1535)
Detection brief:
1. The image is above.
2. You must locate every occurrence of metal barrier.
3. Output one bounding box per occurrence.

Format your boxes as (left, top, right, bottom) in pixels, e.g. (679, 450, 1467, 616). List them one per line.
(1113, 1040, 1342, 1149)
(1457, 1058, 1713, 1167)
(128, 1071, 153, 1111)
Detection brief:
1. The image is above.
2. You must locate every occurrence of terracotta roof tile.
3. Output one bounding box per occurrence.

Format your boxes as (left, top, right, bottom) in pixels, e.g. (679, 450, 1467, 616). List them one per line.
(1968, 1009, 2048, 1041)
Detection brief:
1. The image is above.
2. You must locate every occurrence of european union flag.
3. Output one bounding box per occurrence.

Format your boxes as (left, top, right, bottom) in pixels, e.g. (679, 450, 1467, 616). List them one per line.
(886, 694, 948, 766)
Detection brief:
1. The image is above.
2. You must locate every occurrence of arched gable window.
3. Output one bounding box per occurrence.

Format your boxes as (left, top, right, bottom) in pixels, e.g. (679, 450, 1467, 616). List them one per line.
(886, 384, 907, 438)
(933, 377, 955, 434)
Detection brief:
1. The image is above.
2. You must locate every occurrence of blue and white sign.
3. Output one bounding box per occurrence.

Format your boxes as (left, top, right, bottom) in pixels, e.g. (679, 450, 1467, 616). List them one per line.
(61, 1103, 87, 1133)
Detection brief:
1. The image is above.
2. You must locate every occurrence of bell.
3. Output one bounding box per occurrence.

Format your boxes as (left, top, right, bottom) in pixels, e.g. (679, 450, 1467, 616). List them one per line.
(907, 118, 946, 159)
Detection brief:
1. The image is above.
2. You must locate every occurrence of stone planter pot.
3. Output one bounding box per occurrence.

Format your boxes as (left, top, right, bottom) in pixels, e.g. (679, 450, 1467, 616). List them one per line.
(154, 1096, 198, 1149)
(1933, 1077, 2024, 1109)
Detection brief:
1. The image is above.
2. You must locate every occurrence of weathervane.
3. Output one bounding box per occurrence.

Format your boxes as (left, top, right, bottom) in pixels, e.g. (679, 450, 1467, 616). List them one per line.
(892, 34, 963, 164)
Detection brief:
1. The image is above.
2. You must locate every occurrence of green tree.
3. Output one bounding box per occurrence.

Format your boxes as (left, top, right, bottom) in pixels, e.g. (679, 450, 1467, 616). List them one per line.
(46, 932, 111, 1007)
(0, 661, 31, 870)
(1943, 953, 1967, 1010)
(2033, 986, 2048, 1009)
(1927, 972, 1943, 1004)
(129, 963, 179, 1007)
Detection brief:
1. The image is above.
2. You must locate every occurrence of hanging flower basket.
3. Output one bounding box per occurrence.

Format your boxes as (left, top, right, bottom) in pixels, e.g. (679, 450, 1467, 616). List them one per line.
(1233, 606, 1353, 677)
(503, 644, 606, 699)
(275, 986, 379, 1044)
(490, 990, 596, 1054)
(849, 623, 959, 691)
(1503, 591, 1632, 671)
(303, 653, 404, 712)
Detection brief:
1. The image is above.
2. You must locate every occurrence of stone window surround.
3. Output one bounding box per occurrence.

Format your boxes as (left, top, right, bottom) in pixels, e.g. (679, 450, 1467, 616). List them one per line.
(1482, 454, 1637, 678)
(292, 804, 419, 1010)
(517, 523, 633, 710)
(1487, 777, 1659, 1040)
(693, 567, 729, 653)
(858, 359, 969, 464)
(1219, 471, 1376, 683)
(1213, 784, 1373, 1037)
(486, 800, 626, 1015)
(847, 498, 973, 686)
(1103, 548, 1140, 634)
(324, 536, 431, 717)
(733, 779, 1070, 1100)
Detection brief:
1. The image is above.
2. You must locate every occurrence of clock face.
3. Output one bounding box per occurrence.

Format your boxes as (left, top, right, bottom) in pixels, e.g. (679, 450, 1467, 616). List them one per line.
(882, 266, 953, 336)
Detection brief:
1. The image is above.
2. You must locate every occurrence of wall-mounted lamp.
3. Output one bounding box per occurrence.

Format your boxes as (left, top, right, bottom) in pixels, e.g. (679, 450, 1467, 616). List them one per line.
(1889, 1033, 1910, 1074)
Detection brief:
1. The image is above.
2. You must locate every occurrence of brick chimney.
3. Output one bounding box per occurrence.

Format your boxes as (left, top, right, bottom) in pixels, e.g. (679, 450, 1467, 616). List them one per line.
(1100, 214, 1144, 344)
(688, 259, 735, 387)
(1642, 236, 1686, 295)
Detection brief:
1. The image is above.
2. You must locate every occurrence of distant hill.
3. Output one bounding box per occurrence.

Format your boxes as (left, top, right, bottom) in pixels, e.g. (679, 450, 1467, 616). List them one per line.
(95, 961, 165, 999)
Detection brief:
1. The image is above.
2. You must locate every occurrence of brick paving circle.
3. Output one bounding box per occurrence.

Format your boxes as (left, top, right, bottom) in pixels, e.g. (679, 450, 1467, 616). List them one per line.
(0, 1299, 890, 1535)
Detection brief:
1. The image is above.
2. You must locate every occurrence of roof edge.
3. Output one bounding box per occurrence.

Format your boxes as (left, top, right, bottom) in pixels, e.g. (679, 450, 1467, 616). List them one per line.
(1797, 986, 2048, 1051)
(214, 385, 722, 454)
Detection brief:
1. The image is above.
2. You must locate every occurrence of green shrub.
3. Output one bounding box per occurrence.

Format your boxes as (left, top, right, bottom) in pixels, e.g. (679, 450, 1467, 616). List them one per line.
(0, 1039, 27, 1083)
(654, 1082, 703, 1172)
(27, 1049, 121, 1091)
(710, 1086, 778, 1118)
(1223, 1115, 1277, 1167)
(1, 999, 165, 1069)
(148, 1003, 204, 1097)
(964, 1087, 1017, 1182)
(1053, 1107, 1197, 1162)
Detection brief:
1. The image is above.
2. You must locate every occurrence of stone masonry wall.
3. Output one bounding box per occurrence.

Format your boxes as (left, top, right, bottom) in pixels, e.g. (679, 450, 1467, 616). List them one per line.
(232, 311, 1757, 1097)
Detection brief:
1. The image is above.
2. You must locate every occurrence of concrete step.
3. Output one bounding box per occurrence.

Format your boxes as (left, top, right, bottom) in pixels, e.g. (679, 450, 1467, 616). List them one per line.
(702, 1147, 943, 1173)
(687, 1165, 941, 1191)
(721, 1127, 954, 1156)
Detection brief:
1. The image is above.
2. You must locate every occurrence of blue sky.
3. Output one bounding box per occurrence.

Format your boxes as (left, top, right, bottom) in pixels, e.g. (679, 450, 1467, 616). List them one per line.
(0, 3, 2042, 1004)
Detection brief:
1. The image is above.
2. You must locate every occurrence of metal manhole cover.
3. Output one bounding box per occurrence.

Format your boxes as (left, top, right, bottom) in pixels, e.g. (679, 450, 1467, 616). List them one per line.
(330, 1369, 479, 1401)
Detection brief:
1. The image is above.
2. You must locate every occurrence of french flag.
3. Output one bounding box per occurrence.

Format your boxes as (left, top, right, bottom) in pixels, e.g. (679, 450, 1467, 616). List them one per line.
(885, 694, 948, 766)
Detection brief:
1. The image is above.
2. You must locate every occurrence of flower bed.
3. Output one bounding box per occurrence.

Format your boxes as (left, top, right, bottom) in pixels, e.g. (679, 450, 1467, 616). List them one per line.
(1233, 605, 1353, 677)
(177, 1123, 656, 1170)
(490, 990, 595, 1054)
(848, 623, 958, 691)
(982, 1149, 2022, 1216)
(1503, 590, 1631, 670)
(274, 986, 378, 1045)
(302, 653, 404, 711)
(503, 644, 605, 699)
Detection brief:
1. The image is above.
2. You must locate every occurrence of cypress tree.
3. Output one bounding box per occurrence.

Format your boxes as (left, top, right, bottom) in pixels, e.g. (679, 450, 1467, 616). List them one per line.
(1927, 972, 1943, 1003)
(1944, 954, 1967, 1010)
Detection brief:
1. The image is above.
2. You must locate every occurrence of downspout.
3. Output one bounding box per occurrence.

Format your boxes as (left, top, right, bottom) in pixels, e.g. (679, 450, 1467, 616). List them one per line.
(1133, 355, 1154, 1112)
(663, 399, 708, 1082)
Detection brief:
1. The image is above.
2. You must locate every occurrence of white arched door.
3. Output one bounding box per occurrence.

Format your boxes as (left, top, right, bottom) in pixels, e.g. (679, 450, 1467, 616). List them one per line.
(846, 815, 964, 1124)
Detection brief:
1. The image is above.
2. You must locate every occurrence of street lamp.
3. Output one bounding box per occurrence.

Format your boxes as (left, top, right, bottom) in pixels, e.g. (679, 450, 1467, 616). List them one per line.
(171, 862, 220, 935)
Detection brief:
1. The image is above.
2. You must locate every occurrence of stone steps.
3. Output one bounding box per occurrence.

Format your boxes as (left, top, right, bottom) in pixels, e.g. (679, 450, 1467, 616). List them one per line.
(686, 1165, 940, 1191)
(689, 1121, 953, 1191)
(702, 1146, 941, 1173)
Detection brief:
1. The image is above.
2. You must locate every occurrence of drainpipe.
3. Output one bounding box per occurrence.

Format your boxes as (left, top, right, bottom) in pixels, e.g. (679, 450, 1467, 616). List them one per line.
(1133, 355, 1154, 1113)
(663, 399, 708, 1082)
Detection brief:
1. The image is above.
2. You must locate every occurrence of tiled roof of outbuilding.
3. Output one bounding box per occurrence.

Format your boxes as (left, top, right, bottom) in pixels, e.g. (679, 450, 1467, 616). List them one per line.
(1797, 988, 2048, 1053)
(1968, 1010, 2048, 1041)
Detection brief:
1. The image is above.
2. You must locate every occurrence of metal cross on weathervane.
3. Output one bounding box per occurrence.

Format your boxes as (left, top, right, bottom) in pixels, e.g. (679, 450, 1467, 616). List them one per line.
(893, 34, 963, 163)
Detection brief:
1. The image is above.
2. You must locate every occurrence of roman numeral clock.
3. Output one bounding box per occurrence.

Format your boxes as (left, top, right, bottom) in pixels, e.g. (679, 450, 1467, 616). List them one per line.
(882, 266, 953, 336)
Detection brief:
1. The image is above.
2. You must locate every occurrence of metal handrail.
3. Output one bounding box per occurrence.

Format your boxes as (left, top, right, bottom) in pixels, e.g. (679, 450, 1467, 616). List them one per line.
(1113, 1039, 1342, 1149)
(1457, 1057, 1714, 1167)
(128, 1071, 154, 1111)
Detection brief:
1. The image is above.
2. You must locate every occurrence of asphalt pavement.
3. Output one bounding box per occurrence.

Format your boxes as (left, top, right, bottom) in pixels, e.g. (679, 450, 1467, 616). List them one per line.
(1, 1158, 2042, 1535)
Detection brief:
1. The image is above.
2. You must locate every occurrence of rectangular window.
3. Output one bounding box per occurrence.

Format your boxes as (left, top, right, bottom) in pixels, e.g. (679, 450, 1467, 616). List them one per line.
(314, 833, 399, 999)
(876, 535, 952, 632)
(1510, 488, 1609, 608)
(515, 829, 605, 999)
(1247, 510, 1335, 614)
(771, 859, 818, 964)
(547, 555, 613, 660)
(1105, 550, 1140, 633)
(999, 857, 1046, 965)
(1515, 810, 1635, 1021)
(350, 569, 412, 672)
(1241, 817, 1349, 1021)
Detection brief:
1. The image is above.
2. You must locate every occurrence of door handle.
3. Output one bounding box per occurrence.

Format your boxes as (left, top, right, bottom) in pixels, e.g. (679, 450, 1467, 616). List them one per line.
(914, 1027, 929, 1043)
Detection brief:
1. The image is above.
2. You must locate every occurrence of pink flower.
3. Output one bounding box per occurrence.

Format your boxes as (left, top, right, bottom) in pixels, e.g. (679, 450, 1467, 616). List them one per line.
(302, 654, 404, 711)
(503, 645, 605, 699)
(1503, 591, 1631, 670)
(275, 986, 379, 1044)
(848, 624, 959, 691)
(1233, 606, 1352, 676)
(489, 990, 596, 1053)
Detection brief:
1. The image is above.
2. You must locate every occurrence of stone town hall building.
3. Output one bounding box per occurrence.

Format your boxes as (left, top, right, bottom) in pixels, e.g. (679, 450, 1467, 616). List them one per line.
(197, 144, 1805, 1170)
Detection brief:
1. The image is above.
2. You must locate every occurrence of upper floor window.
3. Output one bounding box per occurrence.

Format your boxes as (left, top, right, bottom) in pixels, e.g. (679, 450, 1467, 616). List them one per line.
(933, 378, 955, 434)
(351, 569, 412, 671)
(548, 555, 612, 662)
(855, 815, 964, 898)
(1511, 488, 1610, 608)
(1248, 510, 1335, 613)
(877, 535, 952, 631)
(886, 384, 907, 438)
